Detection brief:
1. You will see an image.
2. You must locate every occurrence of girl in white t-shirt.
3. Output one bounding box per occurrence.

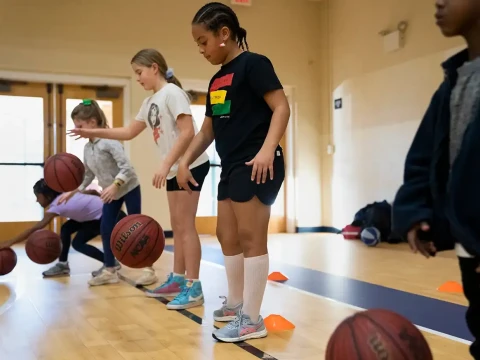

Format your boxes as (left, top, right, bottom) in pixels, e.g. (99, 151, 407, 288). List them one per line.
(68, 48, 210, 310)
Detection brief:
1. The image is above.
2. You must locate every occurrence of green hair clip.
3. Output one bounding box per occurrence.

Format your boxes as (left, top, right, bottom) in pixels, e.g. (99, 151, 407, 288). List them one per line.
(82, 99, 92, 105)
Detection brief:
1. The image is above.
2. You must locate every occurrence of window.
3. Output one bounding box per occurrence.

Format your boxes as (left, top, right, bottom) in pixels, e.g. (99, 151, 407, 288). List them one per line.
(0, 95, 45, 222)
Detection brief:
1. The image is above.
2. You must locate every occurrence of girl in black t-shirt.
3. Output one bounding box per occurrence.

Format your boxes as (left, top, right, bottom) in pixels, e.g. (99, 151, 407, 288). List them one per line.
(177, 1, 290, 343)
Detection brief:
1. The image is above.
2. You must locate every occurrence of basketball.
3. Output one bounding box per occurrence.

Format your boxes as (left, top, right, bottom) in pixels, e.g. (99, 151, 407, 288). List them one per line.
(326, 309, 433, 360)
(44, 152, 85, 192)
(110, 214, 165, 268)
(26, 230, 62, 264)
(0, 248, 17, 275)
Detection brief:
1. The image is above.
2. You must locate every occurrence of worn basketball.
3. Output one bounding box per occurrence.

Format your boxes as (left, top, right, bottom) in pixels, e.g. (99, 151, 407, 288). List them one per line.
(26, 230, 62, 264)
(326, 309, 433, 360)
(110, 214, 165, 268)
(44, 152, 85, 192)
(0, 248, 17, 275)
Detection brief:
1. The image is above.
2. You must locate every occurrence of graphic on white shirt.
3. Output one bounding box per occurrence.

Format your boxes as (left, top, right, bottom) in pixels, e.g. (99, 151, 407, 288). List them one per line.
(135, 84, 209, 179)
(147, 103, 163, 144)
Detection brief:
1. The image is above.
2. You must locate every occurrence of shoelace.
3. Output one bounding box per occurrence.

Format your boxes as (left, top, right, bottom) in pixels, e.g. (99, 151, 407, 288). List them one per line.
(161, 273, 173, 285)
(175, 285, 191, 300)
(219, 295, 227, 306)
(226, 311, 245, 330)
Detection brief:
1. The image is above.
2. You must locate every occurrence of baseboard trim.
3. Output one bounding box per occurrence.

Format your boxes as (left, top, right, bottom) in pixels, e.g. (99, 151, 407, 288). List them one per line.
(296, 226, 341, 234)
(165, 228, 340, 238)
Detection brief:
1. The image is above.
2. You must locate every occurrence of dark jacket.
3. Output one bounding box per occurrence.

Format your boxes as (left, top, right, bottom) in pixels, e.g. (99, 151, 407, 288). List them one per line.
(392, 49, 480, 256)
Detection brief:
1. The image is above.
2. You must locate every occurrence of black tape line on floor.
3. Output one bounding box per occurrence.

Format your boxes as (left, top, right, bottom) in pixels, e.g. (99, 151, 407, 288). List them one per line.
(118, 273, 279, 360)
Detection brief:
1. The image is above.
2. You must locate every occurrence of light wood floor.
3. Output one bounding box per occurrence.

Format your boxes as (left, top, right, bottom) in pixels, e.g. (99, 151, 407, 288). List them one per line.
(0, 233, 472, 359)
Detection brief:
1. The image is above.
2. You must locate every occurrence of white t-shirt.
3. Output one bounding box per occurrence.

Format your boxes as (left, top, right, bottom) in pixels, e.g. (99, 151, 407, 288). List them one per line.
(135, 83, 209, 179)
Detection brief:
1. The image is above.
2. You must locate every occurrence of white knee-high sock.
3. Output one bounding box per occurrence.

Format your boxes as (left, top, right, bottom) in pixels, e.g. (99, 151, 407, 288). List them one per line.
(224, 253, 244, 306)
(242, 254, 269, 322)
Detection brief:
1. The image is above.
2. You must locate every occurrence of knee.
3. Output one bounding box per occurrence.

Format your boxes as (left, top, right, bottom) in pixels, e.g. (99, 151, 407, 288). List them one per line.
(237, 227, 256, 252)
(238, 227, 267, 256)
(71, 238, 82, 251)
(217, 226, 242, 255)
(216, 226, 229, 244)
(100, 218, 113, 236)
(171, 211, 196, 238)
(172, 220, 195, 243)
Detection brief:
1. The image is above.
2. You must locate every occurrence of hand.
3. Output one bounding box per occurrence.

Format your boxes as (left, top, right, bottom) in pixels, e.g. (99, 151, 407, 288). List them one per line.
(0, 240, 15, 249)
(176, 162, 198, 194)
(67, 128, 91, 140)
(245, 147, 275, 184)
(100, 184, 118, 203)
(58, 191, 75, 204)
(82, 189, 101, 197)
(152, 164, 170, 189)
(407, 222, 436, 258)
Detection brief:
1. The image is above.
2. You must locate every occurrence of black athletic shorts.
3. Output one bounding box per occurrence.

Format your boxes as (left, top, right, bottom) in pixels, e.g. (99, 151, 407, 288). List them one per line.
(167, 160, 210, 192)
(218, 148, 285, 206)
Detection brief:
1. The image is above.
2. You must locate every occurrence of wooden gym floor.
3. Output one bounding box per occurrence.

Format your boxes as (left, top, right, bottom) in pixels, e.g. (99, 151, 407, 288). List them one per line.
(0, 233, 472, 359)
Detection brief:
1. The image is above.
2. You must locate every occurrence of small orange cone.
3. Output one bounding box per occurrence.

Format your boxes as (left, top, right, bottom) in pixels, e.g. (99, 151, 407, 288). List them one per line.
(268, 272, 288, 282)
(437, 281, 463, 293)
(264, 314, 295, 331)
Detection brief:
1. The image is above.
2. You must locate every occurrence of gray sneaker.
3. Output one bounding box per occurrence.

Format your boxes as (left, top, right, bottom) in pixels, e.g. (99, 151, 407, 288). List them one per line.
(91, 260, 121, 277)
(42, 263, 70, 277)
(212, 311, 268, 343)
(213, 296, 243, 322)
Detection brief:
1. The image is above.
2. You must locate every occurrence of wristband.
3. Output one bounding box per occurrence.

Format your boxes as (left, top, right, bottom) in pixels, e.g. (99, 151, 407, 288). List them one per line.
(114, 179, 123, 188)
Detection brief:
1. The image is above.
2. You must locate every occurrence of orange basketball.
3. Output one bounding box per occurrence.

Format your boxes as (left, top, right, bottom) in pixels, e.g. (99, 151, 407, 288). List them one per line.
(44, 152, 85, 192)
(0, 248, 17, 275)
(26, 230, 62, 264)
(326, 309, 433, 360)
(110, 214, 165, 268)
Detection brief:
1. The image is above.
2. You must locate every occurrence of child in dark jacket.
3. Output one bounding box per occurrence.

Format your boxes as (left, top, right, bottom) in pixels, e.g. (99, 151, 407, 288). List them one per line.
(393, 1, 480, 359)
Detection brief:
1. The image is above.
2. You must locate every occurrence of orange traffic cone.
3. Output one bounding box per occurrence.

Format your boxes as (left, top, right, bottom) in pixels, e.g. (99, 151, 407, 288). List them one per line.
(437, 281, 463, 293)
(264, 314, 295, 332)
(268, 271, 288, 282)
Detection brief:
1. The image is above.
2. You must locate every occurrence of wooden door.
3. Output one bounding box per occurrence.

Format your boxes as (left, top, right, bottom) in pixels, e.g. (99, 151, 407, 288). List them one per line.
(0, 80, 53, 241)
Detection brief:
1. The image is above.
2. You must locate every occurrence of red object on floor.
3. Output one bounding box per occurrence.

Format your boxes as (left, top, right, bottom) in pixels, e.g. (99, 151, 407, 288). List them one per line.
(341, 225, 361, 240)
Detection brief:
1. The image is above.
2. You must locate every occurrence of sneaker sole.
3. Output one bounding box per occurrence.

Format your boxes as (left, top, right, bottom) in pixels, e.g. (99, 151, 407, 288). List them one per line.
(166, 299, 205, 310)
(91, 265, 121, 277)
(135, 277, 158, 286)
(212, 328, 268, 343)
(214, 315, 237, 322)
(145, 291, 181, 298)
(88, 279, 120, 286)
(43, 272, 70, 278)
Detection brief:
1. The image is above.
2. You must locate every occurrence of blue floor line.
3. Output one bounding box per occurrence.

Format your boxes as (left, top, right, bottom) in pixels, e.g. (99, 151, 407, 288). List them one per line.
(164, 244, 472, 342)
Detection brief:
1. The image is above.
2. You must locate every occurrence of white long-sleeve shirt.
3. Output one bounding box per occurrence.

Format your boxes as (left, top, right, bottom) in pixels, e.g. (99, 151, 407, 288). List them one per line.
(78, 138, 140, 200)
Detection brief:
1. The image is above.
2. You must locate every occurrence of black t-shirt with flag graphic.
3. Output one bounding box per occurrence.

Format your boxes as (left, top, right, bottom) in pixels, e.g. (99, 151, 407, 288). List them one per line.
(205, 51, 283, 168)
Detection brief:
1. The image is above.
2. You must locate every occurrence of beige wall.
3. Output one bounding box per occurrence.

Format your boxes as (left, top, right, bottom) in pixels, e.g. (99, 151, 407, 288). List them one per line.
(3, 0, 461, 232)
(327, 0, 465, 228)
(0, 0, 328, 230)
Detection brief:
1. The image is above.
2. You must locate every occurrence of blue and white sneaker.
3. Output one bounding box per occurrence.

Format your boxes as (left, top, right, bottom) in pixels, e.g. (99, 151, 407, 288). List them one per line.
(213, 296, 243, 322)
(212, 310, 267, 343)
(166, 279, 204, 310)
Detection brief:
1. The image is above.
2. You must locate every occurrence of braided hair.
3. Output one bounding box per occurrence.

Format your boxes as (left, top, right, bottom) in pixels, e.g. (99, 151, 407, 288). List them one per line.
(192, 2, 249, 51)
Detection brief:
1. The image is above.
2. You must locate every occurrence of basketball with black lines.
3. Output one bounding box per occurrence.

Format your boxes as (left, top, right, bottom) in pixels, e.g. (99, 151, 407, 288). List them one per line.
(325, 309, 433, 360)
(26, 229, 62, 265)
(110, 214, 165, 268)
(44, 152, 85, 192)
